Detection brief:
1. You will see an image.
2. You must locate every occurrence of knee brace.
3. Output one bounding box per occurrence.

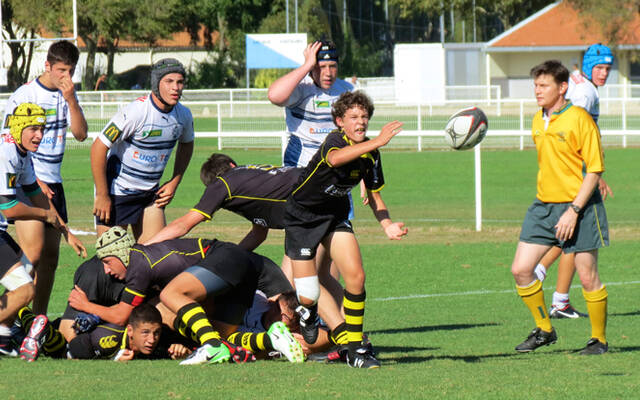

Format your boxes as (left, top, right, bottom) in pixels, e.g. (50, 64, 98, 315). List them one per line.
(294, 275, 320, 305)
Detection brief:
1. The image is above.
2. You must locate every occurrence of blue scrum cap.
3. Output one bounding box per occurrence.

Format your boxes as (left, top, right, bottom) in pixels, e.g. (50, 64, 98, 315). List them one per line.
(582, 44, 613, 80)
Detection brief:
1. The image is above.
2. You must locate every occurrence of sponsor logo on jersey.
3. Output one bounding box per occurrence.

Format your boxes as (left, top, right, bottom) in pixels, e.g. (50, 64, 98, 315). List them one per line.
(103, 123, 123, 143)
(315, 100, 331, 108)
(323, 184, 351, 197)
(350, 170, 360, 178)
(309, 127, 333, 134)
(253, 218, 268, 227)
(2, 133, 15, 143)
(554, 131, 566, 142)
(141, 129, 162, 139)
(99, 335, 119, 349)
(45, 108, 57, 116)
(41, 135, 65, 145)
(132, 151, 168, 163)
(6, 173, 16, 188)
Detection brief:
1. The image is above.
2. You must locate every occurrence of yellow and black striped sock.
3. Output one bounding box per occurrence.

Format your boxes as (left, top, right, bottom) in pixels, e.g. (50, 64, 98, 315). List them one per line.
(329, 322, 348, 346)
(227, 332, 270, 352)
(583, 285, 608, 344)
(42, 325, 67, 358)
(173, 318, 200, 345)
(18, 308, 67, 358)
(516, 280, 552, 332)
(175, 303, 221, 347)
(344, 290, 366, 354)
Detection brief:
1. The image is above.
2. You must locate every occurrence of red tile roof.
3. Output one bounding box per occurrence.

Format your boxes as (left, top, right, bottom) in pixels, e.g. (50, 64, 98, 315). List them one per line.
(489, 1, 640, 47)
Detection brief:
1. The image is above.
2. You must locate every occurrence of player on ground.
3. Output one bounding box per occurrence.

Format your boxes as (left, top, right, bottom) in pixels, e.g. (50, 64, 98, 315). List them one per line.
(286, 91, 407, 369)
(1, 41, 88, 315)
(0, 103, 85, 356)
(533, 44, 614, 319)
(91, 58, 194, 243)
(512, 60, 609, 355)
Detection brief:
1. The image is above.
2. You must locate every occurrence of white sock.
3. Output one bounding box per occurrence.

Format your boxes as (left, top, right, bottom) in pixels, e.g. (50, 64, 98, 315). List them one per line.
(0, 325, 11, 336)
(534, 263, 547, 282)
(552, 292, 570, 308)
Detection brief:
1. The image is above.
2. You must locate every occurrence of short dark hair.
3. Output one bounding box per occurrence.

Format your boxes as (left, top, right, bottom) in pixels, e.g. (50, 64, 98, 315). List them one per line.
(47, 40, 80, 67)
(530, 60, 569, 85)
(200, 153, 237, 186)
(331, 90, 375, 126)
(278, 291, 300, 325)
(128, 303, 162, 328)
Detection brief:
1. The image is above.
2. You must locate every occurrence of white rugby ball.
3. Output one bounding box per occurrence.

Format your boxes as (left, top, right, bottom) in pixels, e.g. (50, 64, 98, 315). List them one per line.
(444, 107, 488, 150)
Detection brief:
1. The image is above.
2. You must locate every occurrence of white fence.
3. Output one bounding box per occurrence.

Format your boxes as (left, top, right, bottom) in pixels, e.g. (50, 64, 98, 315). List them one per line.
(2, 87, 640, 151)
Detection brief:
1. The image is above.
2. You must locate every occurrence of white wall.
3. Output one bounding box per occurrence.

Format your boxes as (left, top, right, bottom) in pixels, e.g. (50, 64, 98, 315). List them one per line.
(394, 43, 446, 104)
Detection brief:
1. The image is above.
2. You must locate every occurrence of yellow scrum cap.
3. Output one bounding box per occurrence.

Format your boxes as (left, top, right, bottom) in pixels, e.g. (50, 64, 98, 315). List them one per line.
(5, 103, 46, 145)
(96, 226, 135, 267)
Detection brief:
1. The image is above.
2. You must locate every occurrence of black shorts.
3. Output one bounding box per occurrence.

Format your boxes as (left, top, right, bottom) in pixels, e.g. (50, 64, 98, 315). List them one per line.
(0, 231, 23, 277)
(188, 241, 261, 325)
(16, 182, 68, 224)
(67, 323, 125, 359)
(284, 199, 353, 261)
(95, 190, 157, 227)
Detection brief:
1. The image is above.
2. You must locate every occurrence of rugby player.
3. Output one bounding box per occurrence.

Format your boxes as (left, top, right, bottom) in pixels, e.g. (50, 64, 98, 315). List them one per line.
(534, 44, 614, 319)
(512, 60, 609, 355)
(285, 91, 407, 368)
(1, 41, 88, 315)
(0, 103, 85, 357)
(91, 58, 194, 243)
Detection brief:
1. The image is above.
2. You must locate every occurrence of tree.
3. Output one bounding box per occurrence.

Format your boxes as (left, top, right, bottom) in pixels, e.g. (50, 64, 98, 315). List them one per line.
(1, 0, 68, 90)
(567, 0, 640, 47)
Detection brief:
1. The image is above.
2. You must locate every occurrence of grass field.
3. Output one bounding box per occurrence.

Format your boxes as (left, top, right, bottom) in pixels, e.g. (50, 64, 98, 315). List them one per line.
(2, 141, 640, 399)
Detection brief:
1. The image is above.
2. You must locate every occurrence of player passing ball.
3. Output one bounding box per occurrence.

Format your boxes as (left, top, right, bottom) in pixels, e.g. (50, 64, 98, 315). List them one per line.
(285, 91, 407, 369)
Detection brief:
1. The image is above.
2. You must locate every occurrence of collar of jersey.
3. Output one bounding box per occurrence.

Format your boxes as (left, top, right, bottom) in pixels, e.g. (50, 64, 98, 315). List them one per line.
(149, 93, 175, 114)
(35, 77, 58, 93)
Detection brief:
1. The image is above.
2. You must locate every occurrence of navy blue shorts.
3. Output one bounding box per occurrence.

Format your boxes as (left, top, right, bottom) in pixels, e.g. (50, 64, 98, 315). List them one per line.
(0, 231, 23, 277)
(95, 190, 157, 227)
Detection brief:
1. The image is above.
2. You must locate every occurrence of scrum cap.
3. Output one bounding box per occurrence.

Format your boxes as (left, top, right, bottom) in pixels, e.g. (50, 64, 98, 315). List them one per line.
(96, 226, 135, 267)
(582, 44, 613, 81)
(5, 103, 46, 145)
(317, 40, 338, 63)
(150, 58, 186, 102)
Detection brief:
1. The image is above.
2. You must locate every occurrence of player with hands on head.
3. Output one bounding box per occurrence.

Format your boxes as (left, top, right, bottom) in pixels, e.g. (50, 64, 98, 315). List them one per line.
(1, 40, 88, 315)
(91, 58, 194, 243)
(285, 91, 406, 369)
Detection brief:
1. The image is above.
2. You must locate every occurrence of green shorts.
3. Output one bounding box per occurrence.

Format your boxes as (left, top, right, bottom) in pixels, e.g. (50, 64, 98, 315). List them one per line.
(519, 192, 609, 253)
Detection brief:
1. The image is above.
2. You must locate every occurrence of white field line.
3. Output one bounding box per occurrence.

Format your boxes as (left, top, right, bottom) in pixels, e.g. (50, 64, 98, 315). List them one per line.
(372, 280, 640, 302)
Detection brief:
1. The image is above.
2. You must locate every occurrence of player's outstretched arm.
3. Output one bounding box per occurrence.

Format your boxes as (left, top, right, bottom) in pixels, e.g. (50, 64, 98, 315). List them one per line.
(144, 210, 205, 245)
(237, 224, 269, 251)
(155, 141, 194, 208)
(366, 190, 407, 240)
(268, 41, 322, 106)
(326, 120, 403, 168)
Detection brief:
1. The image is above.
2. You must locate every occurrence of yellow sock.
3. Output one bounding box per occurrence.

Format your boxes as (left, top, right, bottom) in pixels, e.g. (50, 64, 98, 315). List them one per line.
(516, 280, 552, 332)
(583, 285, 608, 344)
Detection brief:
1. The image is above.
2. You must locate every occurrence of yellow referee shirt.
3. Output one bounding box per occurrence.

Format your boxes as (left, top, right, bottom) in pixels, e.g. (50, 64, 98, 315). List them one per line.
(531, 102, 604, 203)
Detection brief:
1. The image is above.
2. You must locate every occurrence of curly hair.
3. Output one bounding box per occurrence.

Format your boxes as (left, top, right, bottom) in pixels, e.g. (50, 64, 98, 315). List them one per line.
(331, 90, 374, 126)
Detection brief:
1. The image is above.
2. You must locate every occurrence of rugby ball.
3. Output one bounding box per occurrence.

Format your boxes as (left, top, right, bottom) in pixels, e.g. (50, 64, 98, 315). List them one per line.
(444, 107, 488, 150)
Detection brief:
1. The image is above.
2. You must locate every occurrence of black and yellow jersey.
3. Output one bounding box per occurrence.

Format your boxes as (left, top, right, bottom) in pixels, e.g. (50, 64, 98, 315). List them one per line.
(121, 238, 213, 306)
(62, 256, 126, 321)
(192, 165, 302, 229)
(291, 130, 384, 213)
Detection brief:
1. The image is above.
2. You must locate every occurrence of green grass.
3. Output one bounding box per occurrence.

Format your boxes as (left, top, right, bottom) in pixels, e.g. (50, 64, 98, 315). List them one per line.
(2, 142, 640, 399)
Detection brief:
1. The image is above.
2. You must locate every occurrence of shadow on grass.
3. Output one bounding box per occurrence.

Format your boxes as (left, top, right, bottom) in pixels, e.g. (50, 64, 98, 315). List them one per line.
(384, 351, 517, 364)
(368, 322, 499, 335)
(609, 310, 640, 317)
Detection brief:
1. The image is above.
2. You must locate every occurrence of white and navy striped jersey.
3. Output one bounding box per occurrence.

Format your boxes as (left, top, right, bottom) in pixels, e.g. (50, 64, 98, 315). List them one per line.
(240, 291, 271, 333)
(0, 136, 39, 231)
(284, 76, 353, 148)
(97, 95, 194, 196)
(2, 79, 73, 183)
(567, 70, 600, 123)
